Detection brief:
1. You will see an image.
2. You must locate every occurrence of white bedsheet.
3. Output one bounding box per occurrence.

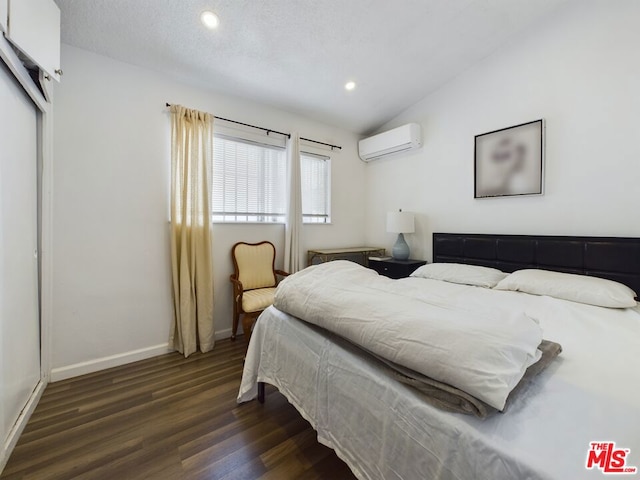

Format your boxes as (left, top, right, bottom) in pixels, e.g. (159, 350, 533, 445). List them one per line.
(238, 279, 640, 480)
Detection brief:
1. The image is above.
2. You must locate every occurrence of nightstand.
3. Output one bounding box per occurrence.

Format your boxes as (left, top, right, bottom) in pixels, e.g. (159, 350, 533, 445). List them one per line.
(368, 258, 426, 279)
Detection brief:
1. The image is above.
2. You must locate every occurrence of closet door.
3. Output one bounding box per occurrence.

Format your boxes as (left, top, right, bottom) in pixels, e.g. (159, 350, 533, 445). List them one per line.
(0, 64, 40, 448)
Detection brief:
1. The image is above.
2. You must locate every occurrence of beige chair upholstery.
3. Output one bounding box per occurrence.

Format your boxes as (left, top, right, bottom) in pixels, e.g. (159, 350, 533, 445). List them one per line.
(241, 287, 277, 312)
(235, 242, 278, 291)
(230, 241, 289, 341)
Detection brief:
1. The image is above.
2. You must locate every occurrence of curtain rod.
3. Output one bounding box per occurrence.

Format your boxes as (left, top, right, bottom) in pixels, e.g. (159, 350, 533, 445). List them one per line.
(165, 103, 342, 151)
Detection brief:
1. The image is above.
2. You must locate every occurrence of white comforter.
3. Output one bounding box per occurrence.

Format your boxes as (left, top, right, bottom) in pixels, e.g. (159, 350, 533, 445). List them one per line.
(274, 261, 542, 410)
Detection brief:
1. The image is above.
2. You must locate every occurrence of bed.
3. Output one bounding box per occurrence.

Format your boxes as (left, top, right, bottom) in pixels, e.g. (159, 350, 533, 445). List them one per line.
(238, 233, 640, 480)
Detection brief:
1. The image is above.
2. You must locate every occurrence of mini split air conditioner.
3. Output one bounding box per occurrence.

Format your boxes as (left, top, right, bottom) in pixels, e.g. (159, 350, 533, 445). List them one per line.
(358, 123, 422, 162)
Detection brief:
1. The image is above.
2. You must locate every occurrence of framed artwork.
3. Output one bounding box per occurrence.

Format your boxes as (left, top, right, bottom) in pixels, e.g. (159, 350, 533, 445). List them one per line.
(474, 119, 544, 198)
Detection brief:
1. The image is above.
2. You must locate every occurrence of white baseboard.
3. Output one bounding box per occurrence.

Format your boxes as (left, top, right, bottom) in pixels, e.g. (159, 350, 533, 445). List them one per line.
(50, 330, 234, 383)
(1, 379, 47, 474)
(50, 343, 173, 382)
(215, 327, 232, 340)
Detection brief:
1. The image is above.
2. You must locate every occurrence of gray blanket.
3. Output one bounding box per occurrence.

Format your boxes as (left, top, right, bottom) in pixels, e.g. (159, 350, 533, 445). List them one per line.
(381, 340, 562, 418)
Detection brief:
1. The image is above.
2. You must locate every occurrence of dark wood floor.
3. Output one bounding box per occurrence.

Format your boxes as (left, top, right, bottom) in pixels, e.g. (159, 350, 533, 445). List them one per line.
(1, 339, 356, 480)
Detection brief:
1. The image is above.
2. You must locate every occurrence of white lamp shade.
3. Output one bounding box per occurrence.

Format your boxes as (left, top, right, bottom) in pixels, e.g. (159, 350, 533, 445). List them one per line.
(386, 211, 415, 234)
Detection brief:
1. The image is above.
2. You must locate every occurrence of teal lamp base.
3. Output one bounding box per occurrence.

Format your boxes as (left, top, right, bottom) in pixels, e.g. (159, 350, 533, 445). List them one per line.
(392, 233, 410, 260)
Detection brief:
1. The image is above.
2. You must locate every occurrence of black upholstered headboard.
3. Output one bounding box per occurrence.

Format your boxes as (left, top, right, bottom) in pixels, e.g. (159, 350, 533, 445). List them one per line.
(433, 233, 640, 295)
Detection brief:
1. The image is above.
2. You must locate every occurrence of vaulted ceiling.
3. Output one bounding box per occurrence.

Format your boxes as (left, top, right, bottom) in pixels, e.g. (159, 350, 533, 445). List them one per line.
(55, 0, 567, 133)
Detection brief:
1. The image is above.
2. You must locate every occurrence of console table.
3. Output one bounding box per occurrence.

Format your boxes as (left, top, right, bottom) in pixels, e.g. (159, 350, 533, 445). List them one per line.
(307, 247, 386, 267)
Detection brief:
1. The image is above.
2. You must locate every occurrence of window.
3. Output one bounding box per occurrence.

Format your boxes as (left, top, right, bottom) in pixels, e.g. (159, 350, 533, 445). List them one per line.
(212, 135, 331, 223)
(212, 136, 286, 222)
(300, 153, 331, 224)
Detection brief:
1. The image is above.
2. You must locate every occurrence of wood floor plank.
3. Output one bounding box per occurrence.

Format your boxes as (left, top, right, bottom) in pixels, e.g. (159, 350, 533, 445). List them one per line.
(182, 414, 311, 478)
(259, 428, 318, 470)
(1, 339, 356, 480)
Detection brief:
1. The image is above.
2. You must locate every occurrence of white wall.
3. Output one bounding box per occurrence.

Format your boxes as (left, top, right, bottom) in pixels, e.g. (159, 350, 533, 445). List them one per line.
(51, 45, 366, 379)
(365, 0, 640, 260)
(0, 63, 40, 464)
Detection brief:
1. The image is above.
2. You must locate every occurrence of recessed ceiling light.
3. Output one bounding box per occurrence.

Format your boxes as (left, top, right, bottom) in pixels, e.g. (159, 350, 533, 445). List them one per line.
(200, 11, 220, 29)
(345, 81, 356, 91)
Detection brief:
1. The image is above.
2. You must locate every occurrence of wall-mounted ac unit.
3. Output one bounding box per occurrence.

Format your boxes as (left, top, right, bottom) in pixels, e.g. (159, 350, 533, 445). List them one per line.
(358, 123, 422, 162)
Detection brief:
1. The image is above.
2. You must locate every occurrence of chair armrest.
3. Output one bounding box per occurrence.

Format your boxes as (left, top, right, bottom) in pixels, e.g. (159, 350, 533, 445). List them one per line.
(275, 270, 290, 277)
(229, 275, 244, 296)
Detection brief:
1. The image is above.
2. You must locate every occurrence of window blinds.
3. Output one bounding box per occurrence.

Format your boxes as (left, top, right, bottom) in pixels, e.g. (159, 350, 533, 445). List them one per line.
(300, 153, 331, 223)
(212, 135, 330, 223)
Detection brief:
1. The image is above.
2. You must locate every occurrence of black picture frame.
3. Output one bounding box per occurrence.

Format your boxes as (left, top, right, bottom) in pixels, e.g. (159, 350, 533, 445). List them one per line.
(474, 119, 544, 198)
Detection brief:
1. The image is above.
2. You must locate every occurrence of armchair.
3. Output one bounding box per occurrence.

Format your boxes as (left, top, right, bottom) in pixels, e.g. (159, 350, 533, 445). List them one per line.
(229, 241, 289, 341)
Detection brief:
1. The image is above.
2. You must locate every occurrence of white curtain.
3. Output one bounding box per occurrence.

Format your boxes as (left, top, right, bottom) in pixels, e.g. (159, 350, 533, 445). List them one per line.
(284, 132, 304, 273)
(169, 105, 215, 357)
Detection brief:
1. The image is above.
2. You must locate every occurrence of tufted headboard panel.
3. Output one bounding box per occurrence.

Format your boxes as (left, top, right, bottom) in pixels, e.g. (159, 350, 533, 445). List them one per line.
(433, 233, 640, 295)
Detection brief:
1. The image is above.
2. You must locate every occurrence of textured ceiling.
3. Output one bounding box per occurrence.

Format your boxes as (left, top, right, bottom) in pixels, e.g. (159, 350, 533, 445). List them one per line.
(55, 0, 567, 133)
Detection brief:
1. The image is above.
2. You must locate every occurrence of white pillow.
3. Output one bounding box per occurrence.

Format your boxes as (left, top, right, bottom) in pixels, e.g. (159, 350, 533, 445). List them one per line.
(410, 263, 508, 288)
(494, 269, 637, 308)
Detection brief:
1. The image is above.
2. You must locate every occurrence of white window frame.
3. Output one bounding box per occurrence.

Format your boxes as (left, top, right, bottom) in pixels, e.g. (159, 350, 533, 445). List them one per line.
(211, 132, 332, 225)
(212, 133, 287, 223)
(300, 151, 332, 224)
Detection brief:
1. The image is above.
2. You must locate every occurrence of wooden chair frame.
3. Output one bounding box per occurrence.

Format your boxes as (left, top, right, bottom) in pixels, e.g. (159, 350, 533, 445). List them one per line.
(229, 241, 289, 341)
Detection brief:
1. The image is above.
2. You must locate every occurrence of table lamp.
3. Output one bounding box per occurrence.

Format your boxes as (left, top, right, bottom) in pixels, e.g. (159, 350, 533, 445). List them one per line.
(386, 210, 415, 260)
